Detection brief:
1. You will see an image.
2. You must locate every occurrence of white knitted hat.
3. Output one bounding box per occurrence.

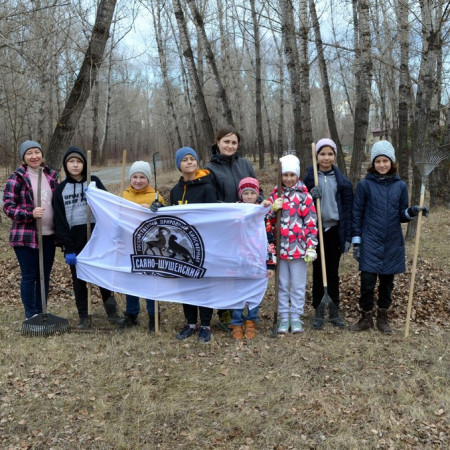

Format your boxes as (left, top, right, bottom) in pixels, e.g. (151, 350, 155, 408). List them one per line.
(279, 154, 300, 176)
(129, 161, 152, 181)
(371, 140, 396, 163)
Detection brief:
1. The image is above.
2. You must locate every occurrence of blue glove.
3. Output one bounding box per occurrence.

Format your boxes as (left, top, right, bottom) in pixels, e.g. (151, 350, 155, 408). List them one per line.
(309, 185, 322, 199)
(353, 245, 360, 262)
(65, 253, 77, 265)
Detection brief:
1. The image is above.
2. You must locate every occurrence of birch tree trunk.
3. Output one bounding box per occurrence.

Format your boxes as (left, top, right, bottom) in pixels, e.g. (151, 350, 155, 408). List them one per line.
(397, 0, 410, 182)
(186, 0, 234, 127)
(349, 0, 372, 187)
(249, 0, 265, 168)
(46, 0, 117, 169)
(172, 0, 214, 153)
(298, 0, 312, 170)
(309, 0, 347, 174)
(152, 0, 182, 149)
(280, 0, 302, 156)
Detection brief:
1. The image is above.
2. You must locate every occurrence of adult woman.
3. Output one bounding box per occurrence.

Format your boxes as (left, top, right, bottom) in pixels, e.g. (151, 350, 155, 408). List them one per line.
(206, 125, 261, 327)
(3, 140, 58, 319)
(206, 125, 260, 202)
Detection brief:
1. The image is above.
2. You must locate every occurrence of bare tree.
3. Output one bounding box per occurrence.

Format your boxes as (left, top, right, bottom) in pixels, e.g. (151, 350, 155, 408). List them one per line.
(46, 0, 118, 169)
(349, 0, 372, 187)
(172, 0, 214, 154)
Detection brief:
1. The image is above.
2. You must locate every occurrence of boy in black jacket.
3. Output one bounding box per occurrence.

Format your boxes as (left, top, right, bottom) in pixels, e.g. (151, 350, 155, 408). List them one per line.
(170, 147, 216, 343)
(53, 147, 120, 328)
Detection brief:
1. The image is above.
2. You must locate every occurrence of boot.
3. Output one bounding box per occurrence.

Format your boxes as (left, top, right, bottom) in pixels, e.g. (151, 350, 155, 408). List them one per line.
(118, 313, 138, 330)
(244, 320, 257, 339)
(328, 302, 345, 328)
(376, 308, 392, 334)
(230, 324, 244, 340)
(148, 315, 161, 333)
(76, 317, 90, 329)
(348, 310, 374, 331)
(104, 296, 121, 324)
(312, 306, 325, 330)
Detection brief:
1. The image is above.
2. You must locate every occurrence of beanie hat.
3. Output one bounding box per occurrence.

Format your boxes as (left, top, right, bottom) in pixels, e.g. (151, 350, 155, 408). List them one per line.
(176, 147, 199, 171)
(371, 140, 396, 163)
(238, 177, 259, 199)
(129, 161, 152, 182)
(280, 154, 300, 176)
(19, 140, 42, 161)
(316, 138, 337, 155)
(64, 152, 84, 163)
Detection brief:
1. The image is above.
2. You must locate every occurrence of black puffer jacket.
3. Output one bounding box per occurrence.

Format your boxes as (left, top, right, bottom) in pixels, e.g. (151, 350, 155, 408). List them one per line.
(205, 145, 258, 203)
(170, 169, 217, 205)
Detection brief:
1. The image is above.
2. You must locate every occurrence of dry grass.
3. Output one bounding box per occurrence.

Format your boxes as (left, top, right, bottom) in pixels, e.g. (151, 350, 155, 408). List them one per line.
(0, 164, 448, 449)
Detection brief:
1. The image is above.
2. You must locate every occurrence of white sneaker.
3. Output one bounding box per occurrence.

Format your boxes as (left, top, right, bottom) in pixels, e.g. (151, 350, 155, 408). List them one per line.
(277, 318, 290, 334)
(291, 317, 304, 334)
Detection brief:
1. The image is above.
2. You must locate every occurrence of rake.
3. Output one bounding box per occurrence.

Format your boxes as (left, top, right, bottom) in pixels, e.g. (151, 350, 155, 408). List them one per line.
(21, 168, 70, 336)
(405, 146, 447, 337)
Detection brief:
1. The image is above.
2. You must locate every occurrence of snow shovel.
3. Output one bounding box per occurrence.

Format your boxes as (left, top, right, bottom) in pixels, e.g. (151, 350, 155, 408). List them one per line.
(405, 147, 446, 337)
(311, 143, 333, 328)
(21, 168, 70, 336)
(271, 161, 283, 338)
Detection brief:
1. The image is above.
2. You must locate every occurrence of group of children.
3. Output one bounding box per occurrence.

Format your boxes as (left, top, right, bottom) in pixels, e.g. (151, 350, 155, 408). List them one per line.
(4, 134, 426, 342)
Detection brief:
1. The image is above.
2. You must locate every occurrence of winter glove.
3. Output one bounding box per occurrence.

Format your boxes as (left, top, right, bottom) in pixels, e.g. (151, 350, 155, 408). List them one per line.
(343, 241, 351, 254)
(150, 201, 163, 212)
(65, 253, 77, 266)
(304, 248, 317, 263)
(309, 185, 322, 200)
(407, 205, 429, 218)
(271, 198, 283, 212)
(353, 244, 360, 262)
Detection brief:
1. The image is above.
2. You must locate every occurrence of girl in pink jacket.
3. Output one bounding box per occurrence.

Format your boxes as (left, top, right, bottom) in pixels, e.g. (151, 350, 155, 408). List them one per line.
(268, 155, 318, 334)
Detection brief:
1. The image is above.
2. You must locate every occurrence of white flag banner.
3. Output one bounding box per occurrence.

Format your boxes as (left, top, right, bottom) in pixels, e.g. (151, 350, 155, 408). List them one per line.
(76, 184, 269, 310)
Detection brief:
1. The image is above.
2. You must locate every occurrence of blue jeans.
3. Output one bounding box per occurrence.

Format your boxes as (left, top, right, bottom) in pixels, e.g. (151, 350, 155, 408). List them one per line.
(125, 295, 159, 316)
(231, 306, 259, 326)
(14, 236, 56, 319)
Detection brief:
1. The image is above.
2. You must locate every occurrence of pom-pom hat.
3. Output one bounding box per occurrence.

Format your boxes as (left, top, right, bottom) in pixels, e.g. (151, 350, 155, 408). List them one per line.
(129, 161, 152, 182)
(371, 140, 396, 164)
(279, 154, 300, 176)
(238, 177, 259, 199)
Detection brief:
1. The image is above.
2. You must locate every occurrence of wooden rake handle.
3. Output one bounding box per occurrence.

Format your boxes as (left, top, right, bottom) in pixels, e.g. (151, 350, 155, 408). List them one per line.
(311, 143, 328, 287)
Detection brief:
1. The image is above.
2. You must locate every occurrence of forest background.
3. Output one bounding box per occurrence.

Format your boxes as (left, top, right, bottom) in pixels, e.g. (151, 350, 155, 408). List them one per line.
(0, 1, 449, 448)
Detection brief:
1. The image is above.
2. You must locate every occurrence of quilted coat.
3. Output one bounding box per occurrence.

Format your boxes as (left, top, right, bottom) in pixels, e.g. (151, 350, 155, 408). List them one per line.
(352, 172, 411, 274)
(268, 181, 318, 260)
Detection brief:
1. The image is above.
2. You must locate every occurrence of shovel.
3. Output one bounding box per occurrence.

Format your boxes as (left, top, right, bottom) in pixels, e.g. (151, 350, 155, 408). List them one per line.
(21, 167, 70, 336)
(271, 162, 283, 338)
(311, 143, 333, 328)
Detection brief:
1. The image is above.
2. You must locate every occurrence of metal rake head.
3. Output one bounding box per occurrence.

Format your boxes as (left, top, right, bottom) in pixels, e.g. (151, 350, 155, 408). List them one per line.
(416, 146, 447, 177)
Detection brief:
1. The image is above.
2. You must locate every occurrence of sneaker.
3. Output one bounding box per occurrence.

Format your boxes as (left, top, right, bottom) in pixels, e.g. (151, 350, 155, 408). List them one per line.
(291, 318, 304, 334)
(277, 318, 290, 334)
(76, 318, 90, 329)
(198, 326, 212, 343)
(176, 325, 197, 340)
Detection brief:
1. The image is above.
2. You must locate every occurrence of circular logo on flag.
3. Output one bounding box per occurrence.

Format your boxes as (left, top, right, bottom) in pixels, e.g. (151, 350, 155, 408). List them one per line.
(131, 215, 206, 278)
